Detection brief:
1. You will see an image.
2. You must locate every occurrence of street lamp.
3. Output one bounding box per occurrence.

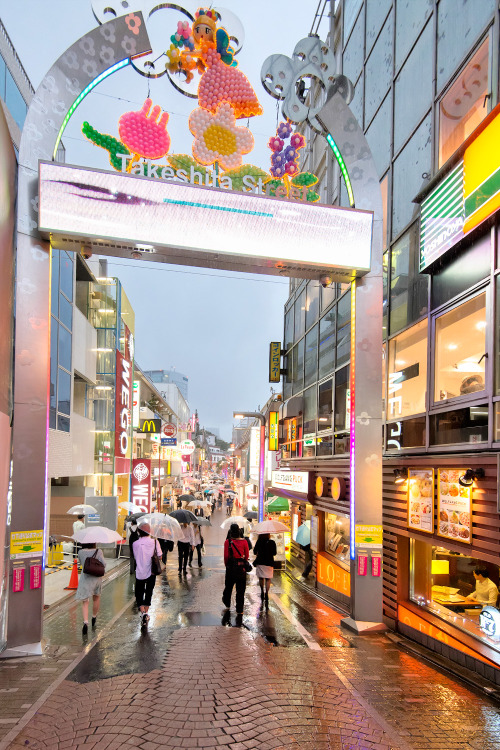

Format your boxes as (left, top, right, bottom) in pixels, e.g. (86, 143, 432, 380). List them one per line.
(233, 411, 265, 522)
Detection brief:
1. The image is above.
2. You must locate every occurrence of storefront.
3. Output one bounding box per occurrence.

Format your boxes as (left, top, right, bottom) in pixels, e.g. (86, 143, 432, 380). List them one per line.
(268, 470, 311, 569)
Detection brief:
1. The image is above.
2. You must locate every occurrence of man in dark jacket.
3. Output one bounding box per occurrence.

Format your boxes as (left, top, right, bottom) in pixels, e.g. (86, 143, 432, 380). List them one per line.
(128, 520, 140, 574)
(222, 523, 249, 615)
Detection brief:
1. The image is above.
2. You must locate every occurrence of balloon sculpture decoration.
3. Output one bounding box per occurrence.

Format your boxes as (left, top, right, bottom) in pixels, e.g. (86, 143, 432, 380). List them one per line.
(82, 7, 319, 201)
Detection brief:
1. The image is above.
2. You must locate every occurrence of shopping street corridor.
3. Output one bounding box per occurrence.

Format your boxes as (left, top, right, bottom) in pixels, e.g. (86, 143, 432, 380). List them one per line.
(2, 510, 500, 750)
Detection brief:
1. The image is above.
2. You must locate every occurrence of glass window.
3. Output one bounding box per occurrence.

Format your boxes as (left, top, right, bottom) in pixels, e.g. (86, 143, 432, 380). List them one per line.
(51, 249, 59, 316)
(394, 23, 432, 154)
(395, 0, 433, 70)
(58, 324, 72, 372)
(386, 417, 426, 451)
(318, 379, 333, 431)
(343, 0, 363, 43)
(366, 0, 391, 54)
(5, 69, 27, 131)
(0, 55, 6, 100)
(306, 282, 320, 329)
(366, 95, 392, 183)
(304, 325, 318, 387)
(316, 433, 333, 456)
(392, 114, 432, 238)
(438, 39, 490, 167)
(294, 290, 305, 342)
(364, 11, 393, 125)
(434, 293, 486, 403)
(303, 386, 316, 434)
(388, 320, 427, 419)
(324, 513, 350, 567)
(60, 252, 73, 302)
(50, 320, 57, 410)
(430, 404, 488, 446)
(284, 307, 294, 351)
(59, 294, 73, 331)
(432, 235, 490, 310)
(57, 368, 71, 415)
(57, 415, 70, 432)
(318, 308, 335, 379)
(49, 407, 56, 430)
(390, 224, 428, 335)
(336, 292, 351, 367)
(321, 284, 336, 312)
(334, 366, 349, 432)
(410, 539, 500, 654)
(382, 250, 389, 340)
(292, 338, 304, 395)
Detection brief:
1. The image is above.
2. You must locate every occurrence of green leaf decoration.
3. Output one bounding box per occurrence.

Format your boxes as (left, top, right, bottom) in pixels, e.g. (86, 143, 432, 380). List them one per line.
(291, 171, 318, 188)
(82, 121, 129, 172)
(263, 178, 284, 197)
(223, 164, 268, 192)
(306, 190, 320, 203)
(167, 154, 211, 182)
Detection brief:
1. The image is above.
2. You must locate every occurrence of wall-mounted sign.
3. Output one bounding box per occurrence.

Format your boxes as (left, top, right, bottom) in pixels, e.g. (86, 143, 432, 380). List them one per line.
(316, 552, 350, 596)
(407, 468, 434, 533)
(315, 476, 324, 497)
(132, 380, 140, 428)
(10, 530, 44, 560)
(162, 422, 177, 438)
(249, 426, 260, 482)
(331, 477, 346, 501)
(39, 162, 373, 281)
(139, 418, 161, 434)
(271, 470, 308, 494)
(161, 437, 177, 446)
(30, 563, 42, 590)
(354, 525, 382, 548)
(437, 469, 471, 543)
(420, 162, 464, 272)
(12, 566, 24, 593)
(268, 411, 279, 451)
(115, 347, 132, 473)
(179, 439, 195, 455)
(310, 515, 318, 552)
(131, 458, 152, 513)
(479, 606, 500, 641)
(371, 553, 381, 577)
(464, 113, 500, 234)
(357, 552, 368, 576)
(269, 342, 281, 383)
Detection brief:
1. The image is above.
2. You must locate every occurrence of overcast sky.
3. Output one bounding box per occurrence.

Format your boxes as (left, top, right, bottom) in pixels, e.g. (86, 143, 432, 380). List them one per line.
(1, 1, 328, 439)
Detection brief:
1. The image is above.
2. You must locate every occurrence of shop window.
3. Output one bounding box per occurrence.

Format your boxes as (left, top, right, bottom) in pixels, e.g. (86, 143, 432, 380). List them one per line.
(5, 68, 27, 132)
(334, 366, 349, 432)
(431, 235, 490, 310)
(305, 282, 320, 329)
(284, 307, 294, 351)
(382, 250, 389, 340)
(434, 293, 486, 403)
(430, 404, 488, 446)
(410, 538, 500, 654)
(59, 251, 74, 302)
(57, 368, 71, 416)
(51, 249, 59, 315)
(386, 417, 426, 451)
(388, 320, 427, 420)
(292, 338, 304, 395)
(336, 291, 351, 367)
(438, 38, 489, 167)
(318, 308, 335, 379)
(316, 434, 333, 456)
(321, 283, 336, 312)
(325, 513, 350, 567)
(303, 386, 316, 434)
(318, 379, 333, 431)
(390, 224, 428, 335)
(304, 325, 318, 387)
(294, 290, 305, 342)
(0, 55, 5, 100)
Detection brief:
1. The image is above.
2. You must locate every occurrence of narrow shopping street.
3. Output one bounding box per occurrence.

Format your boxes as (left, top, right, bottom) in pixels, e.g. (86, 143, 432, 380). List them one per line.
(0, 509, 499, 750)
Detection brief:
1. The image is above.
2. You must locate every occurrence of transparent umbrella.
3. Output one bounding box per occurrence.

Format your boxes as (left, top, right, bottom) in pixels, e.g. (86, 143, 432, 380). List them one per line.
(187, 499, 211, 509)
(72, 526, 121, 544)
(138, 513, 182, 541)
(221, 516, 249, 530)
(67, 504, 97, 515)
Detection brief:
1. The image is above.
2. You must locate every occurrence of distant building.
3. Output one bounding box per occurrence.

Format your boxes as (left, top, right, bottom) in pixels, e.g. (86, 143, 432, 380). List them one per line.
(206, 426, 220, 438)
(145, 369, 188, 401)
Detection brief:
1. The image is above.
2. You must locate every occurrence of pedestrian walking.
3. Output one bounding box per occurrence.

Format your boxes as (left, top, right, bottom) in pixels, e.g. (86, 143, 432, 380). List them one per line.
(189, 524, 204, 568)
(72, 514, 85, 560)
(253, 533, 277, 603)
(128, 519, 140, 574)
(222, 522, 249, 615)
(177, 523, 195, 575)
(159, 537, 174, 565)
(132, 524, 162, 627)
(76, 542, 106, 635)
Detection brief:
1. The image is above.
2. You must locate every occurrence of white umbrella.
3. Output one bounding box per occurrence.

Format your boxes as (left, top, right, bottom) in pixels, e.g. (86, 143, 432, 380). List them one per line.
(220, 516, 250, 530)
(252, 520, 289, 534)
(72, 526, 121, 544)
(187, 499, 210, 509)
(118, 502, 138, 512)
(67, 504, 97, 515)
(138, 513, 182, 541)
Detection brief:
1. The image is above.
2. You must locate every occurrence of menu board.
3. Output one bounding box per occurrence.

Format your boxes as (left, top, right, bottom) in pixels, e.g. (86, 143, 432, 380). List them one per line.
(407, 469, 434, 533)
(437, 469, 471, 544)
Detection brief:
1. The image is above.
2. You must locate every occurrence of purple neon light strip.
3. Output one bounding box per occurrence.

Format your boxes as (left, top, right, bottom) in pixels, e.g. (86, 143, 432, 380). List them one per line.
(258, 424, 265, 523)
(349, 279, 356, 560)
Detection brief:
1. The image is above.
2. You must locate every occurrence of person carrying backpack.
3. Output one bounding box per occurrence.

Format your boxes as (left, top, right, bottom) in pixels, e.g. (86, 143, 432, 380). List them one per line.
(222, 523, 249, 615)
(76, 543, 106, 636)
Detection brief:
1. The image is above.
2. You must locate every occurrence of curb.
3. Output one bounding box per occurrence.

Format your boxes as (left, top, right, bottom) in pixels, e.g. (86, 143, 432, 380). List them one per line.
(44, 559, 129, 619)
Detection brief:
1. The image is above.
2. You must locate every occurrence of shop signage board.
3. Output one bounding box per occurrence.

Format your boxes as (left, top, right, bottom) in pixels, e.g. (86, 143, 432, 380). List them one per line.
(268, 411, 279, 451)
(269, 342, 281, 383)
(479, 606, 500, 641)
(407, 468, 434, 534)
(249, 426, 260, 482)
(310, 515, 318, 551)
(179, 439, 195, 455)
(331, 477, 346, 500)
(132, 380, 140, 428)
(162, 423, 177, 438)
(316, 552, 350, 596)
(10, 530, 44, 560)
(115, 348, 132, 473)
(464, 113, 500, 234)
(420, 162, 464, 272)
(354, 524, 383, 548)
(161, 437, 176, 446)
(131, 458, 152, 513)
(437, 469, 471, 543)
(271, 470, 308, 494)
(138, 418, 161, 434)
(315, 476, 324, 497)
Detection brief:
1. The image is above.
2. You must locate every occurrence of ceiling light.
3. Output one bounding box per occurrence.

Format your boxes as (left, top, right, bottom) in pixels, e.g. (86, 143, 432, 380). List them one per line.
(458, 468, 485, 487)
(393, 468, 408, 484)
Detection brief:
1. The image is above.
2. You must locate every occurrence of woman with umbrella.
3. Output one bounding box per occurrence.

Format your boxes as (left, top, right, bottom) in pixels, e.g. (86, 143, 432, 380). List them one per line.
(253, 534, 277, 603)
(177, 523, 195, 575)
(133, 522, 162, 627)
(75, 542, 106, 636)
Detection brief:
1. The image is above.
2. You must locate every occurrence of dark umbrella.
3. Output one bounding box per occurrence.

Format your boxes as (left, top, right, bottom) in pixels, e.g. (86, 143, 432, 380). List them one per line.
(169, 508, 197, 524)
(193, 516, 211, 526)
(178, 494, 196, 504)
(244, 511, 258, 520)
(128, 511, 148, 521)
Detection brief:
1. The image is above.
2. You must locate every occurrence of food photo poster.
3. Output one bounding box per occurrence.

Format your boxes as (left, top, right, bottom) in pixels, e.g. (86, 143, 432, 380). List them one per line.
(408, 468, 434, 533)
(437, 469, 471, 544)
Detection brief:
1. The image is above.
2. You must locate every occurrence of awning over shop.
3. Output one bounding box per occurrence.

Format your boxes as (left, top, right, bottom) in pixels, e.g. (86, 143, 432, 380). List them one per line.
(266, 496, 290, 512)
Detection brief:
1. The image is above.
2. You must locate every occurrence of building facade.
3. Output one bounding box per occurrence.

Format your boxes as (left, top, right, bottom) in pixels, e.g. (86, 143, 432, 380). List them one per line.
(145, 368, 189, 402)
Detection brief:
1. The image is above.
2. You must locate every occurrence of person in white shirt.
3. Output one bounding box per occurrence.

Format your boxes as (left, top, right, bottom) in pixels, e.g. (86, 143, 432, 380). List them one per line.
(132, 523, 162, 626)
(464, 568, 499, 607)
(177, 523, 195, 575)
(72, 514, 85, 560)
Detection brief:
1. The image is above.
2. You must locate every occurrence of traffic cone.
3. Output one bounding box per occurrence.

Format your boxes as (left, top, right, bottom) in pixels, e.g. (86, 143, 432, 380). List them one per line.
(64, 558, 79, 590)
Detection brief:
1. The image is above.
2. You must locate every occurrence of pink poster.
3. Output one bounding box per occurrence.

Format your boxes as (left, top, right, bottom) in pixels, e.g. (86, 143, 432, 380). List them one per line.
(371, 555, 381, 577)
(30, 563, 42, 590)
(12, 566, 24, 592)
(357, 553, 368, 576)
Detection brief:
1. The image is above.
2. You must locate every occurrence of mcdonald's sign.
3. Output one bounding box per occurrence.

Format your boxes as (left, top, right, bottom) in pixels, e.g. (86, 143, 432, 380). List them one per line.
(139, 418, 161, 434)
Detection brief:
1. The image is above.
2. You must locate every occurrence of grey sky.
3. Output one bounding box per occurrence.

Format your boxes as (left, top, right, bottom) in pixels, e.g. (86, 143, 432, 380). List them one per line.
(1, 1, 327, 439)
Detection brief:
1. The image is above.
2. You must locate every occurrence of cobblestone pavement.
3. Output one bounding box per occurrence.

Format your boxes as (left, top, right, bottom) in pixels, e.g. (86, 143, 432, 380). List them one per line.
(2, 511, 500, 749)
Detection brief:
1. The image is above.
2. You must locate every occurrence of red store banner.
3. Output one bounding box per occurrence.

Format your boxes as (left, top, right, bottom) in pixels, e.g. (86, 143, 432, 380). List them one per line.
(131, 458, 152, 513)
(115, 348, 132, 474)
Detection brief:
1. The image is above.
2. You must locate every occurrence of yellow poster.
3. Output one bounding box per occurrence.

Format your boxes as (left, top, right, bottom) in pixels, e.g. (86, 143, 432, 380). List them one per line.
(355, 524, 383, 547)
(10, 530, 44, 559)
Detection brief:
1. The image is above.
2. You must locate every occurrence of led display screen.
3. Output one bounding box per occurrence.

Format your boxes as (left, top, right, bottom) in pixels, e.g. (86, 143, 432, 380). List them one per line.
(38, 162, 373, 280)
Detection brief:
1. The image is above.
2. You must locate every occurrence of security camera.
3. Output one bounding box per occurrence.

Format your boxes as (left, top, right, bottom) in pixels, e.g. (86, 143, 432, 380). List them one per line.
(319, 274, 333, 288)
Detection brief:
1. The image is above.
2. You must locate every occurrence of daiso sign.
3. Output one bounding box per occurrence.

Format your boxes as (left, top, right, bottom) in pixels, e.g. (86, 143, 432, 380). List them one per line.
(114, 348, 132, 474)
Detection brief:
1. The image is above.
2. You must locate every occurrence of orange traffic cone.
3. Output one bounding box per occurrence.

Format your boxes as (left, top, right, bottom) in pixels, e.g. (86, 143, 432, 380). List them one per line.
(64, 558, 79, 590)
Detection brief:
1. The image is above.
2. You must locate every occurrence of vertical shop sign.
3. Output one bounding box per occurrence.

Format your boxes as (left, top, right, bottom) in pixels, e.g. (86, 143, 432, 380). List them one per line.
(132, 380, 140, 428)
(131, 458, 152, 513)
(249, 426, 260, 482)
(269, 341, 282, 383)
(115, 348, 132, 474)
(268, 411, 279, 451)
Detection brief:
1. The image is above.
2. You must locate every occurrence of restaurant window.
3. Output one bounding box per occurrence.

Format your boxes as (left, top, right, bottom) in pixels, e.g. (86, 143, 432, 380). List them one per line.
(303, 386, 316, 435)
(336, 291, 351, 367)
(438, 38, 489, 168)
(388, 320, 427, 420)
(318, 379, 333, 431)
(410, 539, 500, 654)
(386, 417, 426, 451)
(316, 433, 333, 456)
(325, 513, 350, 568)
(430, 404, 488, 446)
(434, 293, 486, 404)
(304, 325, 318, 387)
(318, 307, 335, 379)
(390, 223, 428, 335)
(334, 366, 349, 454)
(292, 338, 304, 395)
(294, 289, 306, 342)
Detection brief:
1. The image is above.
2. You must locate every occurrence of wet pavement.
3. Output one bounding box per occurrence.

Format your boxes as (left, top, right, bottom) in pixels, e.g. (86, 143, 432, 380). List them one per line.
(2, 509, 500, 748)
